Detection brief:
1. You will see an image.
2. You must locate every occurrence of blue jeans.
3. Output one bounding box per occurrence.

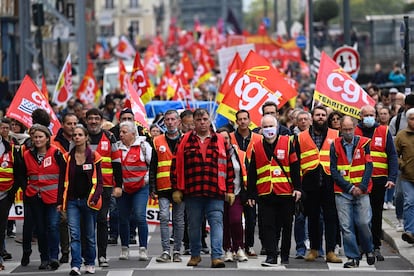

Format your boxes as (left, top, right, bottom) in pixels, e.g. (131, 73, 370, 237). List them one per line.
(185, 197, 224, 259)
(335, 194, 373, 259)
(67, 199, 97, 268)
(116, 184, 149, 248)
(401, 179, 414, 233)
(26, 196, 60, 262)
(294, 213, 306, 256)
(159, 196, 185, 252)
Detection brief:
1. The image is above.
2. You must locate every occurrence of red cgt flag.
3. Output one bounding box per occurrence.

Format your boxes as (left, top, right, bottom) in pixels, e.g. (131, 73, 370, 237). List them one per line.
(76, 63, 101, 106)
(216, 52, 243, 104)
(53, 54, 73, 108)
(314, 52, 375, 119)
(131, 52, 154, 104)
(7, 75, 61, 134)
(217, 50, 297, 128)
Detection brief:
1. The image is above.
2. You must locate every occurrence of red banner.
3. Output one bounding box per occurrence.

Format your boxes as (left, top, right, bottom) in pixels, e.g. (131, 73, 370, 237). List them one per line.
(53, 54, 73, 108)
(314, 52, 375, 118)
(217, 50, 297, 128)
(131, 53, 154, 104)
(7, 75, 61, 134)
(216, 52, 243, 104)
(76, 63, 101, 106)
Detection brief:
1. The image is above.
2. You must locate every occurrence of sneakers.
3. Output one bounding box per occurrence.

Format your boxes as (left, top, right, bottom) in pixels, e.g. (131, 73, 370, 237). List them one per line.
(383, 202, 389, 210)
(343, 258, 359, 268)
(187, 256, 201, 266)
(402, 232, 414, 244)
(246, 247, 258, 258)
(304, 249, 318, 262)
(98, 256, 109, 267)
(236, 248, 248, 262)
(49, 260, 60, 270)
(85, 265, 95, 274)
(261, 255, 278, 267)
(7, 232, 16, 238)
(1, 251, 12, 260)
(224, 250, 233, 262)
(366, 252, 376, 265)
(387, 201, 396, 210)
(183, 248, 191, 255)
(374, 248, 385, 261)
(211, 258, 225, 268)
(138, 247, 148, 261)
(173, 252, 182, 262)
(201, 247, 210, 254)
(69, 267, 81, 276)
(119, 246, 129, 260)
(326, 251, 342, 263)
(156, 251, 171, 263)
(396, 220, 404, 232)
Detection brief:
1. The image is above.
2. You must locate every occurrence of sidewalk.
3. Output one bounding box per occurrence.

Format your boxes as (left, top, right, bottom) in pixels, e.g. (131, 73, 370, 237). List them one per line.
(381, 207, 414, 265)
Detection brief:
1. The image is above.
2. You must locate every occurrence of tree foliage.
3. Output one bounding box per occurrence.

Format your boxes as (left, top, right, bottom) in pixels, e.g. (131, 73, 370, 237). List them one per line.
(348, 0, 405, 21)
(314, 0, 339, 24)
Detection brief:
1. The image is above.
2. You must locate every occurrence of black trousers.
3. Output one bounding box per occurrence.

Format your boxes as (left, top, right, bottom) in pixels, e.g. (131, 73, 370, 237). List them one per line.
(243, 204, 256, 249)
(96, 187, 112, 259)
(258, 194, 294, 258)
(369, 176, 387, 249)
(304, 183, 338, 253)
(0, 196, 13, 256)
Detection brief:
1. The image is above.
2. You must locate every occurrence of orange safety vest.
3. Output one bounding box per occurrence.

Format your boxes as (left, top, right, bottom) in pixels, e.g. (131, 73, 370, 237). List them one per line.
(298, 128, 338, 176)
(253, 136, 293, 196)
(24, 146, 60, 204)
(0, 147, 14, 192)
(230, 131, 262, 161)
(95, 133, 115, 188)
(121, 145, 148, 194)
(354, 125, 388, 177)
(333, 136, 373, 194)
(175, 132, 227, 192)
(153, 135, 174, 192)
(234, 147, 248, 188)
(62, 151, 102, 211)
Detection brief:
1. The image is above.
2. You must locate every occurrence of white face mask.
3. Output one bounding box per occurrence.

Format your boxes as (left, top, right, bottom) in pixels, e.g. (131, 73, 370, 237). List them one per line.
(262, 126, 277, 139)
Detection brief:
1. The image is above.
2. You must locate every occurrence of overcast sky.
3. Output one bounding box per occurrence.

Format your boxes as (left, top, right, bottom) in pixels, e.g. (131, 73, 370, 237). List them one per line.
(243, 0, 253, 12)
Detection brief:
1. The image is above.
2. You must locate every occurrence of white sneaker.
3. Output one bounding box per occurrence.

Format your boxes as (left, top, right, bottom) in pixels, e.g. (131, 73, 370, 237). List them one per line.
(236, 248, 248, 262)
(224, 250, 233, 262)
(138, 247, 148, 261)
(85, 265, 95, 274)
(383, 202, 389, 210)
(119, 246, 129, 260)
(396, 220, 404, 232)
(387, 202, 396, 210)
(70, 267, 81, 276)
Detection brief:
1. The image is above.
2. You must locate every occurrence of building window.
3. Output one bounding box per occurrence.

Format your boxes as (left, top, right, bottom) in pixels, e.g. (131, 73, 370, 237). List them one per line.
(100, 23, 115, 37)
(131, 20, 140, 35)
(130, 0, 139, 8)
(105, 0, 114, 9)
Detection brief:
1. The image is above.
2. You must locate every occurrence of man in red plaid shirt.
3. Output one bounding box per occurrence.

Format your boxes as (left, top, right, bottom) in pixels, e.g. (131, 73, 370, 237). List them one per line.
(171, 108, 235, 268)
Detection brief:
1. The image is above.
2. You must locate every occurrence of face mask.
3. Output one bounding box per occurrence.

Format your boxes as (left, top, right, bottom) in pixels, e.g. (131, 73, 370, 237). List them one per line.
(342, 132, 354, 141)
(363, 116, 375, 128)
(262, 127, 277, 139)
(167, 128, 178, 134)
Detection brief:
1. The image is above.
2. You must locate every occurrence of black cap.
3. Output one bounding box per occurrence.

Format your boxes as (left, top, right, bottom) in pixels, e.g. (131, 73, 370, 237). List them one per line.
(120, 108, 134, 118)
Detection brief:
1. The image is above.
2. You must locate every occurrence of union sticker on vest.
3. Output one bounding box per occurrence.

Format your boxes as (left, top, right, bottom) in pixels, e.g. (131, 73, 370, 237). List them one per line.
(355, 149, 361, 159)
(44, 156, 52, 167)
(375, 137, 382, 147)
(101, 141, 109, 151)
(277, 149, 285, 159)
(83, 164, 92, 171)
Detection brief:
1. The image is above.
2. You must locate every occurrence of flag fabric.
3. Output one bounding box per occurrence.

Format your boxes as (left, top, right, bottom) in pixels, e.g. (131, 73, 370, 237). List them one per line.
(130, 53, 154, 104)
(114, 36, 136, 60)
(41, 75, 49, 102)
(217, 50, 297, 128)
(7, 75, 61, 134)
(191, 58, 212, 88)
(53, 54, 73, 108)
(313, 52, 375, 118)
(125, 77, 149, 129)
(155, 66, 172, 99)
(175, 52, 194, 80)
(76, 62, 101, 106)
(144, 45, 162, 76)
(119, 59, 129, 94)
(216, 52, 243, 104)
(226, 8, 242, 35)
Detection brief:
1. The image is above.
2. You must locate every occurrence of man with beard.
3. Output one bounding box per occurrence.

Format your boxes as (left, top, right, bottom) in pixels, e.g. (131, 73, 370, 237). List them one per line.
(295, 106, 342, 263)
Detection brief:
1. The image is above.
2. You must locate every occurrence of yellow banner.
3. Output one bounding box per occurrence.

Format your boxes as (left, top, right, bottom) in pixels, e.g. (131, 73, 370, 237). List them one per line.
(313, 90, 360, 119)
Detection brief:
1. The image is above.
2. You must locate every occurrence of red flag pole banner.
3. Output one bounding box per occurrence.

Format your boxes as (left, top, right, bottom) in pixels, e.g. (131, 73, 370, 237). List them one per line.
(76, 62, 102, 106)
(7, 75, 61, 134)
(131, 52, 154, 104)
(217, 50, 297, 129)
(314, 52, 375, 119)
(52, 53, 73, 108)
(216, 52, 243, 104)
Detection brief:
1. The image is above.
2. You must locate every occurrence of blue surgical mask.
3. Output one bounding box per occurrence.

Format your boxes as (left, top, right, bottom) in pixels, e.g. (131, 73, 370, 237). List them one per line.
(363, 116, 375, 128)
(167, 128, 178, 134)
